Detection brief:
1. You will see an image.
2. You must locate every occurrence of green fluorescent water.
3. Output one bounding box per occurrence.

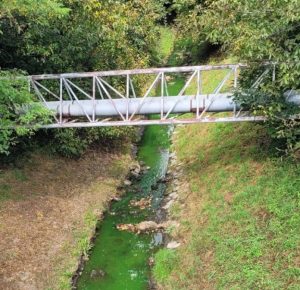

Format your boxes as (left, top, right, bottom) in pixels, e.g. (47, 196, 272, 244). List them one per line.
(76, 122, 172, 290)
(77, 29, 183, 289)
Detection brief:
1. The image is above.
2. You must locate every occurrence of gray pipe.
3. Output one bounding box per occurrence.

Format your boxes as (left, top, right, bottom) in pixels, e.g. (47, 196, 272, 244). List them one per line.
(45, 93, 237, 117)
(43, 92, 300, 118)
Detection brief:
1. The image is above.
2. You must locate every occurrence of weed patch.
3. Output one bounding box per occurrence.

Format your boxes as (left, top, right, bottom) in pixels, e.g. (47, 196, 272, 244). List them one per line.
(153, 249, 178, 283)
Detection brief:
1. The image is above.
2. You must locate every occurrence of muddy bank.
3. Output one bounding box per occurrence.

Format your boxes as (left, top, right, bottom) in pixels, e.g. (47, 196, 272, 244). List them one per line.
(0, 146, 134, 290)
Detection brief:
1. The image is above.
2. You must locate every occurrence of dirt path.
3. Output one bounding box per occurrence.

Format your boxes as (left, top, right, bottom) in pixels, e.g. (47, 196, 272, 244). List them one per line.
(0, 148, 133, 290)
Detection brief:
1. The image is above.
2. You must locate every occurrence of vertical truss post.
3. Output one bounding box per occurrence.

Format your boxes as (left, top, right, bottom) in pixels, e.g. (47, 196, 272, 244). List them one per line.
(126, 74, 130, 120)
(233, 66, 238, 116)
(92, 76, 96, 122)
(234, 66, 238, 88)
(59, 77, 63, 124)
(28, 77, 31, 93)
(161, 72, 164, 119)
(196, 70, 201, 118)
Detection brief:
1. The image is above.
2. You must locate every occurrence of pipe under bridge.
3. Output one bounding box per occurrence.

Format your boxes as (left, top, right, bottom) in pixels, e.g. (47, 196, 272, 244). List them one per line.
(27, 64, 299, 128)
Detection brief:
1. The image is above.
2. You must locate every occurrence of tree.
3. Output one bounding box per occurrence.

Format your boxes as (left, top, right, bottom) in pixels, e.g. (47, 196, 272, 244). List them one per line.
(174, 0, 300, 156)
(0, 0, 69, 28)
(0, 71, 51, 154)
(0, 0, 163, 74)
(0, 0, 68, 155)
(0, 0, 165, 156)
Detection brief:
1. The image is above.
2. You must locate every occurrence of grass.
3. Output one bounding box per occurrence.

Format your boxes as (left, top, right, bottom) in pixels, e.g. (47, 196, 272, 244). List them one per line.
(153, 29, 299, 289)
(58, 209, 99, 289)
(157, 26, 176, 63)
(55, 155, 132, 290)
(154, 121, 300, 289)
(153, 249, 178, 282)
(185, 56, 237, 95)
(13, 169, 28, 182)
(0, 179, 23, 203)
(0, 184, 12, 202)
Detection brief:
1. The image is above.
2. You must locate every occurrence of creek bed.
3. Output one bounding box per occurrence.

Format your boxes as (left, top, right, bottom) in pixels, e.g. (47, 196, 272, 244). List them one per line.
(76, 69, 184, 290)
(76, 121, 172, 290)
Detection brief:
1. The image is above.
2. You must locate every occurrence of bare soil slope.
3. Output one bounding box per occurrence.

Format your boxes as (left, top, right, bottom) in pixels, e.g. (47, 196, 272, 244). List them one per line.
(0, 148, 132, 290)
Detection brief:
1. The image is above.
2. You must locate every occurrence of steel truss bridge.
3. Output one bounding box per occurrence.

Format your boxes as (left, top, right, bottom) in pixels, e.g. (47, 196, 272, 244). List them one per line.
(26, 64, 299, 128)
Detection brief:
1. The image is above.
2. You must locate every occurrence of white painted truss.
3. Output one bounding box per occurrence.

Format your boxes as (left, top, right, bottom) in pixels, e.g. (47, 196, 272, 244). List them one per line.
(22, 63, 298, 128)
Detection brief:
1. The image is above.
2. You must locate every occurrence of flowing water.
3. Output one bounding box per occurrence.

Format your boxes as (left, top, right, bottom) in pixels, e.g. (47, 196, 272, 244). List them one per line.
(76, 121, 172, 290)
(76, 26, 183, 289)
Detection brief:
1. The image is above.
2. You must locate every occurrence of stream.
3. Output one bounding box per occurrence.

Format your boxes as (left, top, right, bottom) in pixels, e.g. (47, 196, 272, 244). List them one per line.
(75, 27, 183, 286)
(76, 119, 172, 290)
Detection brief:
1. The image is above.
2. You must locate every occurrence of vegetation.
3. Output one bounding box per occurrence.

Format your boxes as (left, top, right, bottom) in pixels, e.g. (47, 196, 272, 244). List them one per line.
(1, 0, 299, 289)
(0, 71, 51, 154)
(154, 121, 300, 289)
(46, 127, 136, 158)
(173, 0, 300, 156)
(157, 27, 176, 63)
(0, 0, 68, 24)
(0, 142, 133, 289)
(0, 0, 165, 156)
(153, 25, 300, 290)
(0, 0, 163, 73)
(3, 0, 298, 156)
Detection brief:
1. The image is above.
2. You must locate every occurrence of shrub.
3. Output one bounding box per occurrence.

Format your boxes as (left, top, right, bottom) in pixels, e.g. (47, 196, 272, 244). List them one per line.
(0, 71, 51, 155)
(48, 127, 136, 158)
(174, 0, 300, 156)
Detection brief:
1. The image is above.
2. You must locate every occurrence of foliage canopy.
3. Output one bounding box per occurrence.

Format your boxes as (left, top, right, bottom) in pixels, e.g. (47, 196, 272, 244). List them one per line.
(0, 0, 165, 156)
(174, 0, 300, 155)
(0, 72, 51, 154)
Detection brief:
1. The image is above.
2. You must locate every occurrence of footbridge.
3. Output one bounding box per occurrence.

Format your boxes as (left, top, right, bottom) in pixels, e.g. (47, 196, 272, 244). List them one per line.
(26, 64, 299, 128)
